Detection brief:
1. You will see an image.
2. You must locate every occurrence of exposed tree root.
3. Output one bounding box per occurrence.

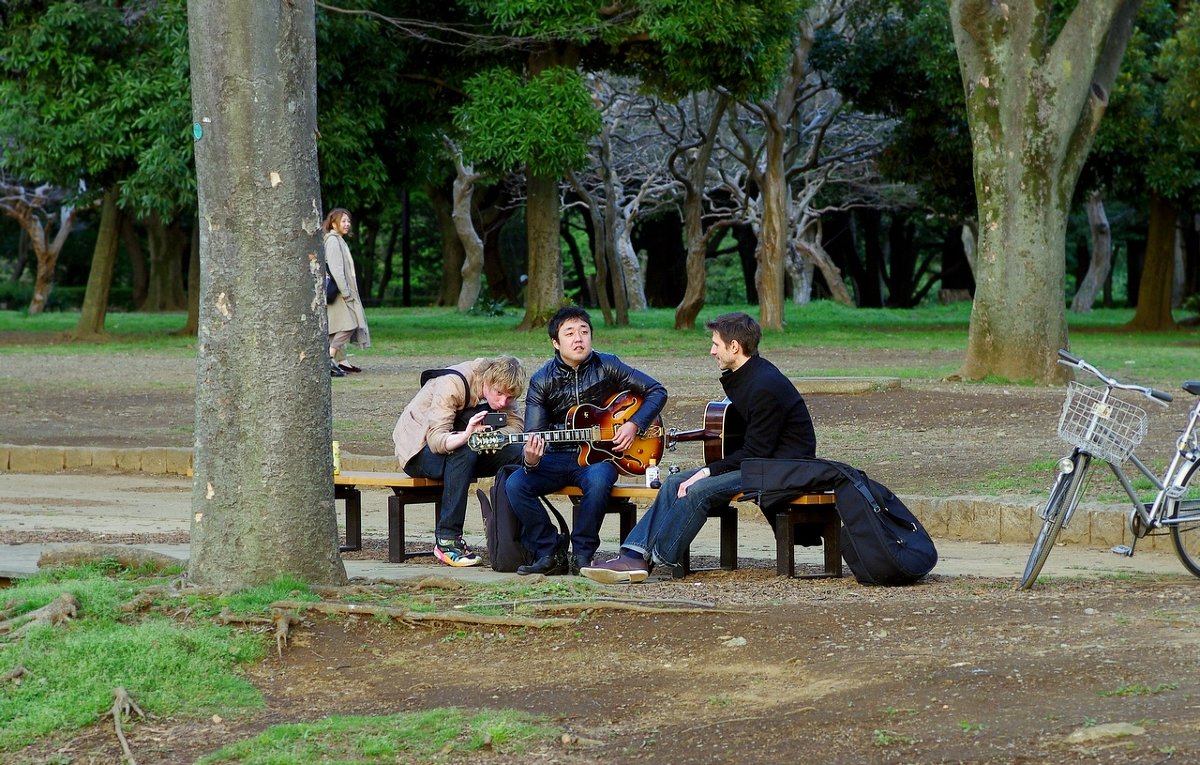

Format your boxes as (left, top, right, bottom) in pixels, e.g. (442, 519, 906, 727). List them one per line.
(270, 599, 573, 629)
(413, 576, 464, 591)
(271, 609, 302, 656)
(37, 544, 184, 573)
(0, 592, 79, 639)
(106, 686, 146, 765)
(1, 664, 28, 684)
(531, 601, 733, 615)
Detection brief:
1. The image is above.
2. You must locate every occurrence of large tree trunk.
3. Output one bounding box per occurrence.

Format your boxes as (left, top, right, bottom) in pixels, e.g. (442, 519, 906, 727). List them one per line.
(951, 0, 1141, 383)
(1071, 190, 1112, 313)
(1127, 192, 1177, 330)
(520, 172, 565, 329)
(187, 0, 347, 588)
(74, 188, 123, 337)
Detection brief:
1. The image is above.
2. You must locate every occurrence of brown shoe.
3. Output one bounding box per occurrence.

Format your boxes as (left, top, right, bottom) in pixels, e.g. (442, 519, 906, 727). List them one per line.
(580, 555, 649, 584)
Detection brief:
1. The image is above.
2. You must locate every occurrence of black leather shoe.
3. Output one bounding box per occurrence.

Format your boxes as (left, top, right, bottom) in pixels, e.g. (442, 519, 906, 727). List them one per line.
(517, 554, 568, 576)
(330, 364, 346, 377)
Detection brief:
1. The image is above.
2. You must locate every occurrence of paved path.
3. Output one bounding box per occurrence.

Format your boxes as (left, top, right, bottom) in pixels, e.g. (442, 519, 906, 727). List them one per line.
(1, 472, 1190, 584)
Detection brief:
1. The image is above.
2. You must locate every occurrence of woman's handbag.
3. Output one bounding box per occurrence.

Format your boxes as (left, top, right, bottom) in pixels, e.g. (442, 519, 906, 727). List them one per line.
(324, 265, 339, 304)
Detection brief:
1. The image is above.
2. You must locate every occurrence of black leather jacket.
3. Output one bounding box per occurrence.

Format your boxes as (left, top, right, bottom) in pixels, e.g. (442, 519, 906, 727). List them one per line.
(524, 351, 668, 449)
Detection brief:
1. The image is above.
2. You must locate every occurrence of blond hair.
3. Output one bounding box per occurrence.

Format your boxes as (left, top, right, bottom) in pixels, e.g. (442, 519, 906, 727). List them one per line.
(477, 356, 526, 397)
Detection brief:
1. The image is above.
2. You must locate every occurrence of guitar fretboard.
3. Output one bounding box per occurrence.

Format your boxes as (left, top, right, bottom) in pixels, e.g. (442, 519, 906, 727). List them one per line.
(509, 426, 603, 444)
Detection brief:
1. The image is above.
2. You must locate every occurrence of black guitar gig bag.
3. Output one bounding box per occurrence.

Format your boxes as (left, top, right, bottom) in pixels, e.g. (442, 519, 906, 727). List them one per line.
(741, 458, 937, 585)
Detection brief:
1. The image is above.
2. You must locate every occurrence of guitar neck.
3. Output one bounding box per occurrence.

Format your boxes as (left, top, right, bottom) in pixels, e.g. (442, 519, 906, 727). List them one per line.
(506, 426, 602, 446)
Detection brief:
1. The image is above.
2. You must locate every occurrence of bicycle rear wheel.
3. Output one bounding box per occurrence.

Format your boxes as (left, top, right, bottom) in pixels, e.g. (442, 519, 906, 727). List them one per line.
(1169, 462, 1200, 577)
(1019, 453, 1092, 590)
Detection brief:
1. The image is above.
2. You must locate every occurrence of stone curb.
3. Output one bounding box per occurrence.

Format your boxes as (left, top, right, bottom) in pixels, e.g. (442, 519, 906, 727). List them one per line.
(0, 443, 1157, 550)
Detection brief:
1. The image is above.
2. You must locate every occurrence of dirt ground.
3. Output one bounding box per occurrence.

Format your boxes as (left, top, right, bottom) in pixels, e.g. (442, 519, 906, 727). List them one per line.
(4, 341, 1200, 764)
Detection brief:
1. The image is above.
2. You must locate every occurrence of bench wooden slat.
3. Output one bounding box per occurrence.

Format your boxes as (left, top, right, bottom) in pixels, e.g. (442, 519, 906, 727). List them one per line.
(335, 471, 441, 488)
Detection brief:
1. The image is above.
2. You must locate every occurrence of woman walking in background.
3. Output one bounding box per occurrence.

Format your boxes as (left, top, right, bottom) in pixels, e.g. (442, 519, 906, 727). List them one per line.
(323, 208, 371, 376)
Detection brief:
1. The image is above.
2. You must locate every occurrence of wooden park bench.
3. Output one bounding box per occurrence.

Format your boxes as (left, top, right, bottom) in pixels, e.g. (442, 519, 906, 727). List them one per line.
(333, 470, 840, 578)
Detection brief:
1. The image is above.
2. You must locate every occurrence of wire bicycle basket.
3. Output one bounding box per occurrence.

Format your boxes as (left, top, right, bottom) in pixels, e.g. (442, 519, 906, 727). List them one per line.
(1057, 382, 1149, 463)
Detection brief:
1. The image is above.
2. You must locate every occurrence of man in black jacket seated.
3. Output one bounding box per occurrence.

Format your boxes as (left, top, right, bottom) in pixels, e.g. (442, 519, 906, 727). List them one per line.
(581, 312, 815, 583)
(509, 306, 668, 575)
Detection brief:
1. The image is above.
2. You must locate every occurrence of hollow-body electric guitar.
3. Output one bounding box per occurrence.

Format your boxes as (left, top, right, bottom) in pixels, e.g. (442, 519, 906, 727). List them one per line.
(467, 390, 666, 476)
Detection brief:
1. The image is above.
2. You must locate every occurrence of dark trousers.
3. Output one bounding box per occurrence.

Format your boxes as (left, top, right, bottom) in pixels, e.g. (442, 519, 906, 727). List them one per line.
(504, 451, 618, 562)
(405, 442, 522, 540)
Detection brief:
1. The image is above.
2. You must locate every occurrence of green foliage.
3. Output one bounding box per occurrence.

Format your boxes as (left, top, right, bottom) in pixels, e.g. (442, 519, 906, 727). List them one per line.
(629, 0, 807, 99)
(0, 571, 264, 751)
(828, 1, 973, 217)
(456, 66, 601, 175)
(0, 0, 195, 217)
(197, 708, 557, 763)
(1087, 1, 1200, 206)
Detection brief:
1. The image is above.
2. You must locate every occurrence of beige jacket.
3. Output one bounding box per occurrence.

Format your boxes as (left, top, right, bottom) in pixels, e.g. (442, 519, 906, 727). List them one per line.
(392, 359, 525, 467)
(325, 232, 371, 347)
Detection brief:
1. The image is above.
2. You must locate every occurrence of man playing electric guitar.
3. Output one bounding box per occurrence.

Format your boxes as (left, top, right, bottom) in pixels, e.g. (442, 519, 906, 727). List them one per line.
(509, 306, 668, 576)
(582, 312, 816, 583)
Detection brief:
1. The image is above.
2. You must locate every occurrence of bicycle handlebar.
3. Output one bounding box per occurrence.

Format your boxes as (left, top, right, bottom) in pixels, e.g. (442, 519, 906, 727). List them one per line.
(1056, 349, 1173, 405)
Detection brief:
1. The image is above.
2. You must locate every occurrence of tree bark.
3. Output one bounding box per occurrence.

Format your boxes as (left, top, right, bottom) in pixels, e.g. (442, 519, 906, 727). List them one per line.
(142, 212, 188, 311)
(177, 219, 200, 336)
(0, 188, 75, 314)
(448, 143, 485, 312)
(674, 94, 729, 329)
(426, 183, 465, 307)
(951, 0, 1141, 383)
(1127, 192, 1177, 330)
(187, 0, 347, 588)
(74, 188, 123, 337)
(122, 218, 149, 308)
(1071, 190, 1112, 312)
(520, 171, 565, 329)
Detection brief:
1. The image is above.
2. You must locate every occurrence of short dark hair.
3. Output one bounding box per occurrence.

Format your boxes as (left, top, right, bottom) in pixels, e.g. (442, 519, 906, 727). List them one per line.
(548, 306, 592, 341)
(705, 312, 761, 357)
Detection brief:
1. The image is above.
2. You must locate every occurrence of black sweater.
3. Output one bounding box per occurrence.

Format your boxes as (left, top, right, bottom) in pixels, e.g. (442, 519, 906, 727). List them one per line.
(710, 354, 816, 476)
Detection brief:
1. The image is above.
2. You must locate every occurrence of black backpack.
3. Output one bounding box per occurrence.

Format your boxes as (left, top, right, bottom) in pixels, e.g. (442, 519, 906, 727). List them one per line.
(741, 458, 938, 586)
(475, 464, 570, 572)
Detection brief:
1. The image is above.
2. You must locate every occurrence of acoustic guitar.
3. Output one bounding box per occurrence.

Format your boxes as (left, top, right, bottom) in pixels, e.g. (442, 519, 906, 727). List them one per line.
(468, 390, 666, 476)
(669, 399, 746, 464)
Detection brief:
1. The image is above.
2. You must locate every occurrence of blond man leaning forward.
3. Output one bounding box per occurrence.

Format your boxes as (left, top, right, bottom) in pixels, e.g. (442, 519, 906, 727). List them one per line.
(393, 357, 526, 566)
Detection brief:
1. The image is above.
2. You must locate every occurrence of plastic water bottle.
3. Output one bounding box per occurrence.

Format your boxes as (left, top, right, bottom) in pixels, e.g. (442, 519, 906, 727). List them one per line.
(646, 459, 661, 489)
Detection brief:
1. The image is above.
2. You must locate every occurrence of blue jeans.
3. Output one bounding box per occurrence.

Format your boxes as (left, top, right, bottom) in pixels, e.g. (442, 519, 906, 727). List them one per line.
(505, 451, 618, 561)
(621, 468, 742, 567)
(406, 442, 522, 540)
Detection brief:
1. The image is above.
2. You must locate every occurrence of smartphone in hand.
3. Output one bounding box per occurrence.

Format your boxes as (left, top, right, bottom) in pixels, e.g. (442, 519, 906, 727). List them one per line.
(482, 412, 508, 428)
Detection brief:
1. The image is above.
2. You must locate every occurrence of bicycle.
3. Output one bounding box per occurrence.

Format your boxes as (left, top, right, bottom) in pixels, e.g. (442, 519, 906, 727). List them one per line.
(1019, 349, 1200, 589)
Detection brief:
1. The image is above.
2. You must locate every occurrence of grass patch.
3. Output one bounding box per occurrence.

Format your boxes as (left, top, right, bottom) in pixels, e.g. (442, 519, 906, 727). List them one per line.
(0, 569, 265, 752)
(1098, 682, 1179, 698)
(196, 708, 558, 764)
(3, 303, 1196, 385)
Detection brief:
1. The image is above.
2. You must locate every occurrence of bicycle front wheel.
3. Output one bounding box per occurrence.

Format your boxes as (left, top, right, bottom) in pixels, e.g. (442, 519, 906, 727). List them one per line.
(1019, 453, 1092, 590)
(1169, 462, 1200, 577)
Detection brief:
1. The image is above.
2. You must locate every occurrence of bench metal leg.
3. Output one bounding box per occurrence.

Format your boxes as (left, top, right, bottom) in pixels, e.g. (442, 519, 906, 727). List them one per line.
(334, 485, 362, 553)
